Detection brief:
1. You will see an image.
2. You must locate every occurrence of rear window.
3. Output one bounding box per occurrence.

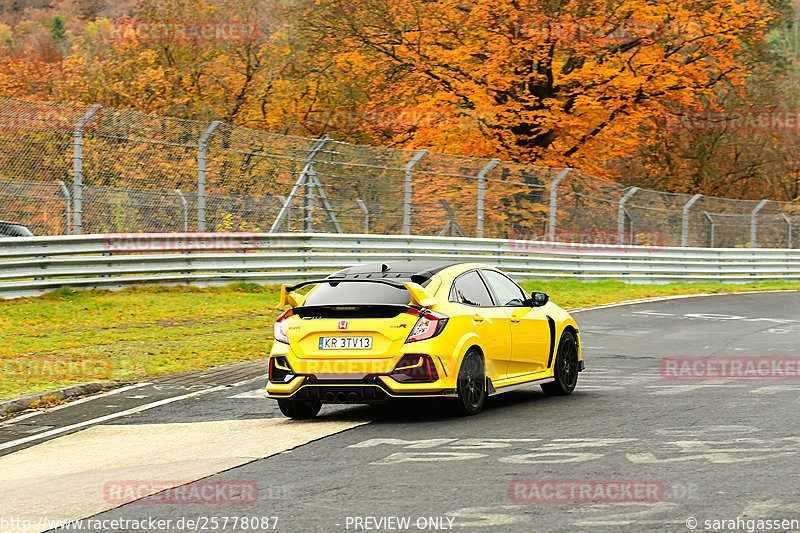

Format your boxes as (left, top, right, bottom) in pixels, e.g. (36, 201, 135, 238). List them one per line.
(303, 281, 411, 306)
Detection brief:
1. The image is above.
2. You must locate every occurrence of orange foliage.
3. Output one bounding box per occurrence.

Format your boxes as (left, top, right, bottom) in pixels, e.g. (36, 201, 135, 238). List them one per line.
(305, 0, 776, 175)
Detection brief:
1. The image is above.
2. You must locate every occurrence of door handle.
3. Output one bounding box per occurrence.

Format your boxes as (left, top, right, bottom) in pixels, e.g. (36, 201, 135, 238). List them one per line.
(472, 314, 485, 323)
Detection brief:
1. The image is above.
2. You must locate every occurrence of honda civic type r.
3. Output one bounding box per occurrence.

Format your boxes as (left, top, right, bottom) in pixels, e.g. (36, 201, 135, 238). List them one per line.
(266, 261, 583, 419)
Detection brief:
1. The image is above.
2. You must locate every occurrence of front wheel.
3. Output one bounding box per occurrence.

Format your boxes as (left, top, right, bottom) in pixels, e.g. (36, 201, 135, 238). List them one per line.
(277, 399, 322, 419)
(454, 348, 486, 415)
(541, 331, 579, 396)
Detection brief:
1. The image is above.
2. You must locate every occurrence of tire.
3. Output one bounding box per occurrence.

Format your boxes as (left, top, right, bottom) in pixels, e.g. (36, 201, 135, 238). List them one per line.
(541, 330, 579, 396)
(454, 348, 486, 415)
(277, 399, 322, 419)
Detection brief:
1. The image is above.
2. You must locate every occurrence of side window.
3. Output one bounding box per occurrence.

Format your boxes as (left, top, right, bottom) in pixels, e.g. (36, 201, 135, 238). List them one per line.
(449, 270, 494, 307)
(481, 270, 527, 307)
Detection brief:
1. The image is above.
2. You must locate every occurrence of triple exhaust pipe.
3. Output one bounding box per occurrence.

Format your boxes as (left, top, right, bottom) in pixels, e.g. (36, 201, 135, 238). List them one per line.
(323, 391, 361, 404)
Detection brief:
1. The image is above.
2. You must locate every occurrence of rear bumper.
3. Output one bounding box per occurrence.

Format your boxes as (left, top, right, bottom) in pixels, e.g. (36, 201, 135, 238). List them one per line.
(266, 377, 457, 403)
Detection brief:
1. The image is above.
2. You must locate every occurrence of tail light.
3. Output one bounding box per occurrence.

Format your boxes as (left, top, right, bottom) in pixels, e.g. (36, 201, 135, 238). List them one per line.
(390, 354, 439, 382)
(405, 309, 448, 343)
(269, 356, 295, 383)
(274, 309, 294, 344)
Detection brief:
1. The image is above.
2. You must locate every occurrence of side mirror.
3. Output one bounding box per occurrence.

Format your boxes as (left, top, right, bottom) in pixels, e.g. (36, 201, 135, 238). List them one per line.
(529, 292, 549, 307)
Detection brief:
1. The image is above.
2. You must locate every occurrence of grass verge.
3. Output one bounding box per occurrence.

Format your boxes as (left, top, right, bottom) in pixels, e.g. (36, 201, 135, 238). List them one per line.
(1, 280, 798, 400)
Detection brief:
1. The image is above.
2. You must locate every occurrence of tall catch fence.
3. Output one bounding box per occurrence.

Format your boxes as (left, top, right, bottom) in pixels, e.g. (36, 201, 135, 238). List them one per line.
(1, 97, 798, 248)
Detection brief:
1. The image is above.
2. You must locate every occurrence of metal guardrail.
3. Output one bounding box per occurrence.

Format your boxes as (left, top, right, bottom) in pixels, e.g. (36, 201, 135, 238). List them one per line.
(1, 233, 800, 299)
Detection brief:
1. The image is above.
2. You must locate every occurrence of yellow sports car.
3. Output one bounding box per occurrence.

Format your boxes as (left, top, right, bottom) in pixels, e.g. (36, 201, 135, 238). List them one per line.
(266, 261, 583, 418)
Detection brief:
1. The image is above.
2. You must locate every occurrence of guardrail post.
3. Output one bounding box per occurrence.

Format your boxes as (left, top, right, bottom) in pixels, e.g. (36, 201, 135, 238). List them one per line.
(403, 149, 427, 235)
(617, 187, 639, 244)
(270, 136, 332, 233)
(681, 194, 703, 247)
(702, 211, 715, 248)
(780, 213, 792, 248)
(175, 189, 188, 232)
(72, 104, 102, 235)
(356, 199, 370, 234)
(57, 180, 71, 235)
(548, 168, 572, 242)
(197, 121, 221, 232)
(476, 158, 500, 238)
(750, 199, 769, 248)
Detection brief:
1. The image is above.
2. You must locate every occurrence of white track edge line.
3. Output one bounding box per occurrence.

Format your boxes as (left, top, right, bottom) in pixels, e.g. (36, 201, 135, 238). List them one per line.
(0, 383, 152, 428)
(0, 385, 227, 451)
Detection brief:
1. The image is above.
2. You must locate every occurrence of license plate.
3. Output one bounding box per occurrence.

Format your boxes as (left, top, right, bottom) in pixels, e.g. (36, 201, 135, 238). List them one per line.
(318, 336, 373, 350)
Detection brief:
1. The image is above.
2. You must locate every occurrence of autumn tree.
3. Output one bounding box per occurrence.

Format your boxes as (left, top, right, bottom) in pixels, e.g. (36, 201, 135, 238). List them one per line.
(299, 0, 777, 176)
(610, 6, 800, 202)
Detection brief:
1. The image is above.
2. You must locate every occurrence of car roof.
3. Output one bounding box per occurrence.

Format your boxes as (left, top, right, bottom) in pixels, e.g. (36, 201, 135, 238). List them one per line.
(0, 221, 26, 226)
(327, 261, 466, 285)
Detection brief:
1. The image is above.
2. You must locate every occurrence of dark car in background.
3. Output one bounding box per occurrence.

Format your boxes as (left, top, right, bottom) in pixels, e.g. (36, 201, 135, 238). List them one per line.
(0, 221, 34, 238)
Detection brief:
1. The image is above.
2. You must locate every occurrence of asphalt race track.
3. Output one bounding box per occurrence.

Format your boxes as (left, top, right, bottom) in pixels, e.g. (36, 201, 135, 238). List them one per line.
(1, 291, 799, 533)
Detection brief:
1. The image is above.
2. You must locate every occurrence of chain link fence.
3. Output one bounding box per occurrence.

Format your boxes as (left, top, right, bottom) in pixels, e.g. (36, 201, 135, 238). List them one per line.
(1, 96, 798, 247)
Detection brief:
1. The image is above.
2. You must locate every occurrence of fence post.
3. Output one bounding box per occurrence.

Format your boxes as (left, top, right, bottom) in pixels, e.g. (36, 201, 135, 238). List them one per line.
(780, 213, 792, 248)
(749, 199, 768, 248)
(681, 194, 703, 247)
(197, 121, 221, 232)
(175, 189, 188, 232)
(403, 149, 428, 235)
(476, 158, 500, 238)
(278, 195, 291, 232)
(57, 180, 71, 235)
(548, 168, 572, 242)
(438, 200, 465, 237)
(702, 211, 715, 248)
(617, 187, 639, 245)
(72, 104, 102, 235)
(304, 181, 316, 232)
(270, 136, 331, 233)
(356, 199, 370, 234)
(305, 165, 342, 233)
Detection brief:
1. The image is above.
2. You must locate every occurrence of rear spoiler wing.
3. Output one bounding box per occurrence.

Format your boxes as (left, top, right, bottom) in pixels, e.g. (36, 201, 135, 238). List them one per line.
(403, 282, 436, 307)
(276, 284, 305, 309)
(275, 279, 437, 309)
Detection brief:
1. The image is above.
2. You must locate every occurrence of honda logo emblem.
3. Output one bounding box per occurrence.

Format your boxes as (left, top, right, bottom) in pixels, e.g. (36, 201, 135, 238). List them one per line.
(338, 320, 349, 330)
